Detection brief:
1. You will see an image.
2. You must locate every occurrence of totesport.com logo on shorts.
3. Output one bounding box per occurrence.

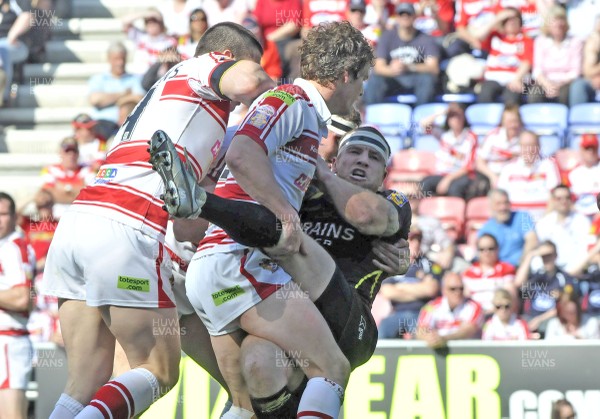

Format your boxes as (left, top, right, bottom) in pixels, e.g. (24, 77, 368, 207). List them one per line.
(117, 276, 151, 292)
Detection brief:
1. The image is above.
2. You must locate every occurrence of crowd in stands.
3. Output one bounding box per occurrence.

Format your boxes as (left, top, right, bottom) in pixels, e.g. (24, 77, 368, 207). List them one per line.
(2, 0, 600, 348)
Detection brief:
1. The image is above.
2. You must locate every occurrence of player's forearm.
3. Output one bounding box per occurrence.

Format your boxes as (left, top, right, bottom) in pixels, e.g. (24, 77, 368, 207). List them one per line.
(319, 170, 398, 236)
(0, 287, 30, 312)
(226, 136, 297, 218)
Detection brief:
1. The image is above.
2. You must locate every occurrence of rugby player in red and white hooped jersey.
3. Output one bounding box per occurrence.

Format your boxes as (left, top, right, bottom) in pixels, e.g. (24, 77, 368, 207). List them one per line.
(180, 22, 376, 419)
(0, 192, 35, 419)
(43, 22, 275, 419)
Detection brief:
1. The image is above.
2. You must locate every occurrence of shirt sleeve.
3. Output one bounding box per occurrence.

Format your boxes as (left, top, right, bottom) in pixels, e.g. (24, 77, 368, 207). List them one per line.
(188, 53, 239, 101)
(235, 88, 305, 155)
(0, 242, 29, 288)
(88, 74, 103, 94)
(381, 190, 412, 241)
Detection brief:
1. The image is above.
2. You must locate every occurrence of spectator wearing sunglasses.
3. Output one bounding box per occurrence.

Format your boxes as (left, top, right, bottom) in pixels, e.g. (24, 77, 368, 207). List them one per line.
(515, 241, 578, 336)
(482, 288, 530, 340)
(462, 234, 516, 315)
(416, 271, 483, 348)
(177, 9, 209, 60)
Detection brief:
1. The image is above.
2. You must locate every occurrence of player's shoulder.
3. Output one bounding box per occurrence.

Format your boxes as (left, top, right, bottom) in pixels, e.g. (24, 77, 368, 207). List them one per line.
(380, 189, 409, 208)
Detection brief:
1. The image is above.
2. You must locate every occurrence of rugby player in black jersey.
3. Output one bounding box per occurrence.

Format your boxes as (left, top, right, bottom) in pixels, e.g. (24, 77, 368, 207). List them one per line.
(149, 125, 411, 418)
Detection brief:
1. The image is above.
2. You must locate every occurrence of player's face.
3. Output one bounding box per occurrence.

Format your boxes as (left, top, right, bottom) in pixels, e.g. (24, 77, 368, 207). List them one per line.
(0, 199, 15, 240)
(333, 144, 386, 191)
(330, 64, 370, 115)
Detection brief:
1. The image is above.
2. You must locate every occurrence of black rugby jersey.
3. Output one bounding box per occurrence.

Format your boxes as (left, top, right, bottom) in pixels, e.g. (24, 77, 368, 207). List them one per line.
(299, 185, 412, 306)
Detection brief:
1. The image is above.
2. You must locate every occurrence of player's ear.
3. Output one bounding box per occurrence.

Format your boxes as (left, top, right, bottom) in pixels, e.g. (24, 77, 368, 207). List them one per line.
(331, 156, 338, 173)
(222, 49, 234, 59)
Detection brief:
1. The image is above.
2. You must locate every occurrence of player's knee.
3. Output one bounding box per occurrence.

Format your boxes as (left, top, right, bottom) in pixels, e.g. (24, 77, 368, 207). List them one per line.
(240, 337, 286, 395)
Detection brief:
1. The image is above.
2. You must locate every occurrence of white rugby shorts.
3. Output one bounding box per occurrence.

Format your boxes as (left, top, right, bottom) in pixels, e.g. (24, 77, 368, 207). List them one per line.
(0, 335, 32, 390)
(186, 248, 291, 335)
(45, 211, 175, 308)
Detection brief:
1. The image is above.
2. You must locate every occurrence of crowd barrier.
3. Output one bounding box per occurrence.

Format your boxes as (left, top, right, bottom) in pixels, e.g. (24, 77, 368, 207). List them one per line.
(33, 341, 600, 418)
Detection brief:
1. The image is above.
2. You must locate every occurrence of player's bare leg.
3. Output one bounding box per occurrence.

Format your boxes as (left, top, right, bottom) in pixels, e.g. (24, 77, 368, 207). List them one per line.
(239, 283, 350, 418)
(49, 299, 115, 418)
(0, 389, 27, 419)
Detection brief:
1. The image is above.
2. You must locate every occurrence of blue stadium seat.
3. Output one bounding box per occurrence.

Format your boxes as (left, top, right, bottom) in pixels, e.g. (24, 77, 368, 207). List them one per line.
(435, 93, 477, 104)
(365, 103, 413, 151)
(539, 135, 562, 157)
(568, 103, 600, 143)
(411, 103, 448, 141)
(413, 134, 440, 151)
(465, 103, 504, 138)
(384, 94, 418, 104)
(520, 103, 568, 147)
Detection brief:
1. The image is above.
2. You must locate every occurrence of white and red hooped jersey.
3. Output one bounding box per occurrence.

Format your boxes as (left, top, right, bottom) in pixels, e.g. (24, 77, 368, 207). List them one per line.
(497, 157, 561, 217)
(568, 163, 600, 217)
(0, 232, 35, 334)
(198, 78, 331, 254)
(482, 314, 530, 340)
(482, 31, 533, 85)
(462, 261, 516, 312)
(477, 127, 520, 175)
(71, 53, 236, 241)
(417, 296, 484, 337)
(434, 128, 478, 175)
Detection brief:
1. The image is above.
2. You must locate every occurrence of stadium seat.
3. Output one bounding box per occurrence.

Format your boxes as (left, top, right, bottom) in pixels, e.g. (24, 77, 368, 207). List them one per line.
(365, 103, 413, 152)
(554, 149, 581, 184)
(568, 103, 600, 144)
(465, 103, 504, 138)
(384, 94, 418, 104)
(412, 102, 447, 130)
(520, 103, 568, 147)
(385, 149, 436, 188)
(435, 93, 477, 104)
(413, 135, 440, 151)
(418, 196, 466, 241)
(538, 135, 562, 157)
(465, 196, 491, 237)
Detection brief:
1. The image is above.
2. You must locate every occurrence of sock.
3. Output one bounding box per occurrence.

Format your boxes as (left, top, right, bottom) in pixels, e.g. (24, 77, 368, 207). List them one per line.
(296, 377, 344, 419)
(251, 376, 308, 419)
(220, 398, 233, 417)
(202, 193, 282, 247)
(76, 368, 160, 419)
(49, 393, 84, 419)
(221, 405, 254, 419)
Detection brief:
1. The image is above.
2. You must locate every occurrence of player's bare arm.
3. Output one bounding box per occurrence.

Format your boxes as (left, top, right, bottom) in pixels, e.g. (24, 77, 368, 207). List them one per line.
(225, 135, 302, 255)
(220, 60, 276, 106)
(316, 156, 399, 237)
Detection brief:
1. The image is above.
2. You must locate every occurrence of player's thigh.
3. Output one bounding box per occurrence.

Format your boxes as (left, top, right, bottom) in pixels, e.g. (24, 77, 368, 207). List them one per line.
(58, 299, 115, 402)
(239, 283, 350, 386)
(185, 249, 290, 337)
(105, 305, 181, 380)
(0, 389, 26, 419)
(274, 233, 336, 301)
(179, 313, 229, 393)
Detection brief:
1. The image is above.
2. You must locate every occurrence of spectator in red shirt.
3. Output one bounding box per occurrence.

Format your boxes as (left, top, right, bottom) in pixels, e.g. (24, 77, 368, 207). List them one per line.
(18, 189, 58, 273)
(420, 103, 489, 200)
(476, 7, 533, 105)
(253, 0, 302, 78)
(39, 137, 93, 219)
(416, 271, 483, 348)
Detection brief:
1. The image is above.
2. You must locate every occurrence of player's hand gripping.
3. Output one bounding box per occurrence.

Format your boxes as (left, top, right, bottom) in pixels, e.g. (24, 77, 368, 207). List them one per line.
(266, 210, 304, 258)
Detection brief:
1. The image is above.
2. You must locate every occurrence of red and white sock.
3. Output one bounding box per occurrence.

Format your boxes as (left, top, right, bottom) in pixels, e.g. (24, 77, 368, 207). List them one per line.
(297, 377, 344, 419)
(49, 393, 84, 418)
(76, 368, 160, 418)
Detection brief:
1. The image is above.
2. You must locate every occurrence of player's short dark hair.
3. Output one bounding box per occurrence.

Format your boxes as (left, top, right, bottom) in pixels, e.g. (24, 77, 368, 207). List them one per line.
(0, 192, 16, 215)
(300, 21, 374, 87)
(195, 22, 263, 60)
